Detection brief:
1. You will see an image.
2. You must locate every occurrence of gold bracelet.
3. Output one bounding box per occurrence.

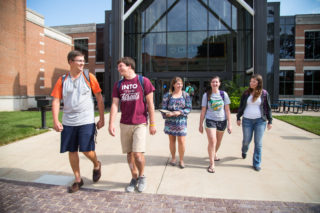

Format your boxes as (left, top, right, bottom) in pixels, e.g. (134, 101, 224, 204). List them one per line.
(149, 123, 155, 127)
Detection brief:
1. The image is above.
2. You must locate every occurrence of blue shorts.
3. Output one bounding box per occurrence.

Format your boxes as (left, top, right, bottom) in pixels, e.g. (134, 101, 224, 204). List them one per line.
(60, 123, 96, 153)
(205, 119, 227, 131)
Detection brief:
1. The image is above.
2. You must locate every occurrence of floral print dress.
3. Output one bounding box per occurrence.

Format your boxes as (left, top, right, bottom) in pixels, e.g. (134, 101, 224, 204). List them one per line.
(161, 92, 192, 136)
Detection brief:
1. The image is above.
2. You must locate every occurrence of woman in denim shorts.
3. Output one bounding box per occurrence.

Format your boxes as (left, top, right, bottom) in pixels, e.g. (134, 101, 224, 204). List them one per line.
(199, 76, 232, 173)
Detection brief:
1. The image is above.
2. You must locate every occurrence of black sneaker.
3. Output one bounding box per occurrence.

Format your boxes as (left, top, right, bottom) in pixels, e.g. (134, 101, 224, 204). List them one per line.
(242, 153, 247, 159)
(253, 166, 261, 172)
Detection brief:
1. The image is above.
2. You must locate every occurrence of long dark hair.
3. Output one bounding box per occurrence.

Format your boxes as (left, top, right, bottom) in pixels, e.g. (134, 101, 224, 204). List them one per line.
(206, 76, 220, 101)
(247, 74, 263, 102)
(169, 76, 183, 93)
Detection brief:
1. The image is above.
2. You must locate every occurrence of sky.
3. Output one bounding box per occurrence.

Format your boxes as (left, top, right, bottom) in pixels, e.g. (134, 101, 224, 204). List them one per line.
(26, 0, 320, 27)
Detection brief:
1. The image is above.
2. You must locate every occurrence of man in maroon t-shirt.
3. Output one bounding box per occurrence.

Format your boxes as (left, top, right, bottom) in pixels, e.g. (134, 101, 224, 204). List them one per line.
(108, 57, 156, 193)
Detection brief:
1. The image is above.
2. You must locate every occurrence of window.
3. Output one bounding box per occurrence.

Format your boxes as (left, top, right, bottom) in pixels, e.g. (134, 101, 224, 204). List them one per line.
(304, 70, 320, 95)
(280, 16, 295, 59)
(279, 70, 294, 95)
(74, 39, 88, 62)
(96, 72, 104, 94)
(305, 31, 320, 59)
(96, 25, 104, 63)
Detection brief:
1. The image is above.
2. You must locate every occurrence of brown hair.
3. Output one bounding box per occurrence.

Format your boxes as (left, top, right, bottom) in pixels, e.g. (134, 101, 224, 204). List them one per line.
(117, 57, 136, 70)
(169, 77, 183, 93)
(206, 76, 220, 102)
(248, 74, 263, 102)
(67, 50, 84, 62)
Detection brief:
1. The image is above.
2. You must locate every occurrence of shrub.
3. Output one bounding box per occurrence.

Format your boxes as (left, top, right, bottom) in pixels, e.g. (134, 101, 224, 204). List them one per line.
(222, 75, 247, 111)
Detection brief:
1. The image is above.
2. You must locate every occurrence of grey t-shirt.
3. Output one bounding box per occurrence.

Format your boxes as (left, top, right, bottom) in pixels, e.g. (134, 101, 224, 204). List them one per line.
(201, 91, 231, 121)
(62, 74, 95, 126)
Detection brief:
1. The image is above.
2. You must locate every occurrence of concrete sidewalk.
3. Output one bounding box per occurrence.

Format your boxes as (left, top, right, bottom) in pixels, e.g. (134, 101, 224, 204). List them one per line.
(0, 111, 319, 204)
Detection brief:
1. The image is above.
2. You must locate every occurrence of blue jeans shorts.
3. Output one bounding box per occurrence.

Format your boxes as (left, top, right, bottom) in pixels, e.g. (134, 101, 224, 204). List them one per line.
(60, 123, 96, 153)
(205, 119, 227, 131)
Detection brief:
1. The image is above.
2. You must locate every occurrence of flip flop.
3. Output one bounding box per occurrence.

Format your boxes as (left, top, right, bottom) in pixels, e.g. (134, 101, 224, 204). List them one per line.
(179, 162, 185, 169)
(214, 158, 220, 161)
(207, 166, 215, 173)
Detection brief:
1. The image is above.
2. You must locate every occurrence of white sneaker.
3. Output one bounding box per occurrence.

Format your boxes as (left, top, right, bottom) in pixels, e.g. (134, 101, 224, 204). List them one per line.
(126, 178, 138, 192)
(137, 176, 146, 193)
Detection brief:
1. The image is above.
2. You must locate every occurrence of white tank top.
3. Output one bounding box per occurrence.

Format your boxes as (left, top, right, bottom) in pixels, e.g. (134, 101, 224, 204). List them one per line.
(243, 95, 262, 119)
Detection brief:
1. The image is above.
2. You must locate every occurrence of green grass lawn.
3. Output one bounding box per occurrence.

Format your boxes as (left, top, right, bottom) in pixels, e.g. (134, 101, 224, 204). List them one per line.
(0, 111, 105, 146)
(274, 115, 320, 136)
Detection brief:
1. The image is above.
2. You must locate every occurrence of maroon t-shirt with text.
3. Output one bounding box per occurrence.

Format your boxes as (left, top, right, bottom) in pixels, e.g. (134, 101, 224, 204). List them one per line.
(112, 75, 155, 125)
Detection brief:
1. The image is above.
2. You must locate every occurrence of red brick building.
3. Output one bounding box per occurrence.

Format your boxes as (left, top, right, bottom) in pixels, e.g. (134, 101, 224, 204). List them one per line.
(279, 14, 320, 100)
(0, 0, 72, 111)
(51, 24, 106, 96)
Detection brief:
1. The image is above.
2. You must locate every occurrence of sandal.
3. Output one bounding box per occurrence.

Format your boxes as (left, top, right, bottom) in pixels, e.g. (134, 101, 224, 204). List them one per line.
(214, 158, 220, 161)
(179, 162, 185, 169)
(207, 166, 215, 173)
(169, 160, 176, 166)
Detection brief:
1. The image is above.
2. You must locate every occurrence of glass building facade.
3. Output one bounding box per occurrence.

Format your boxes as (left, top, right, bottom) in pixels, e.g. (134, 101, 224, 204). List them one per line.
(109, 0, 275, 108)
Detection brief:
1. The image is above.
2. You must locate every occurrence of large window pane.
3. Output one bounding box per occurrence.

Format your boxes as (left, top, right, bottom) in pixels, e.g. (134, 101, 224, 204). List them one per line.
(188, 31, 208, 71)
(167, 32, 187, 71)
(208, 0, 231, 29)
(207, 31, 228, 72)
(168, 0, 187, 31)
(188, 0, 207, 31)
(304, 82, 312, 95)
(74, 39, 88, 62)
(96, 25, 104, 62)
(279, 70, 294, 95)
(143, 33, 167, 72)
(304, 70, 320, 95)
(305, 31, 320, 59)
(280, 17, 295, 59)
(145, 0, 166, 32)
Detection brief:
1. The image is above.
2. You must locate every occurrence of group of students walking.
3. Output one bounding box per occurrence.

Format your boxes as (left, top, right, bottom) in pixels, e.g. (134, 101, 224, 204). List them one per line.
(51, 51, 273, 193)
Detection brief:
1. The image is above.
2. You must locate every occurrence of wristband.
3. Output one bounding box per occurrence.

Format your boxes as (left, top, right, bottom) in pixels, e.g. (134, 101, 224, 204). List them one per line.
(149, 123, 155, 127)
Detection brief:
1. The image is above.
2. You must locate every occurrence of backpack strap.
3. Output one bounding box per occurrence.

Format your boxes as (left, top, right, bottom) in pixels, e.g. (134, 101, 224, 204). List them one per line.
(83, 70, 90, 83)
(61, 73, 68, 93)
(117, 78, 124, 94)
(219, 90, 225, 101)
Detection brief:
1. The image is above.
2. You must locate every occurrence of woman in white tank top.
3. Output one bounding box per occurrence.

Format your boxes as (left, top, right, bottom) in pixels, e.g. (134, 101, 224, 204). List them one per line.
(236, 74, 273, 172)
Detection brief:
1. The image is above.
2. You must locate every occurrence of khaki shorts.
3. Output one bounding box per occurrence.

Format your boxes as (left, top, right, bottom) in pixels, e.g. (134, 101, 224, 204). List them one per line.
(120, 123, 147, 153)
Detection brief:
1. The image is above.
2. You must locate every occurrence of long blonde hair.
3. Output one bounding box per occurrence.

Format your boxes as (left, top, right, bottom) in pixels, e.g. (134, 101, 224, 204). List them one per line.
(169, 76, 183, 93)
(248, 74, 263, 102)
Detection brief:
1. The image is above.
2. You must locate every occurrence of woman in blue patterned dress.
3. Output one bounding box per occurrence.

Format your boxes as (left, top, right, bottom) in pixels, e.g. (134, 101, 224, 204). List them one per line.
(161, 77, 192, 169)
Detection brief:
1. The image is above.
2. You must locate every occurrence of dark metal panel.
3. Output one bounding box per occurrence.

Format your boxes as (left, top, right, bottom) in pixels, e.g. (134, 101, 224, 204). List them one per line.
(272, 2, 280, 102)
(111, 0, 123, 92)
(104, 10, 112, 107)
(254, 0, 267, 85)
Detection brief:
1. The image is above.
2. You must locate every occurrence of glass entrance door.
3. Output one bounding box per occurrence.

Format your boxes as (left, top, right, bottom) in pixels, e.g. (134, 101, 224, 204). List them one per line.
(153, 79, 171, 109)
(153, 78, 211, 109)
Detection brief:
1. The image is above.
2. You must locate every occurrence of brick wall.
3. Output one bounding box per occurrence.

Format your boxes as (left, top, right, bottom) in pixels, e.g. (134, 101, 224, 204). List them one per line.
(0, 0, 27, 97)
(68, 32, 97, 73)
(0, 0, 72, 110)
(43, 31, 71, 96)
(280, 16, 320, 99)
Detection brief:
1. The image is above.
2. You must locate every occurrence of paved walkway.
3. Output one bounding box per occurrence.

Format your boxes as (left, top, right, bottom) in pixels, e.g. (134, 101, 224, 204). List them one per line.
(0, 111, 320, 212)
(1, 178, 319, 213)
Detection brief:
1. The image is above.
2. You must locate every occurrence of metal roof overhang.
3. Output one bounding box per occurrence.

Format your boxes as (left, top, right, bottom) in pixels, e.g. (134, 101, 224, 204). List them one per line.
(123, 0, 254, 21)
